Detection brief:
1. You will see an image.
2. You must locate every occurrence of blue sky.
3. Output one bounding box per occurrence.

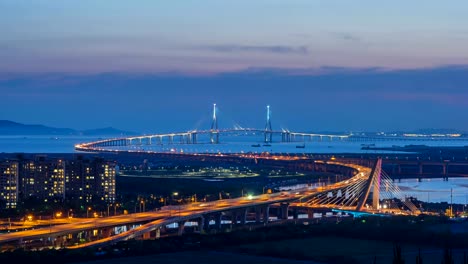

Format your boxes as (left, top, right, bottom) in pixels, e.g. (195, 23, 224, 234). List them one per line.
(1, 1, 468, 132)
(2, 1, 468, 73)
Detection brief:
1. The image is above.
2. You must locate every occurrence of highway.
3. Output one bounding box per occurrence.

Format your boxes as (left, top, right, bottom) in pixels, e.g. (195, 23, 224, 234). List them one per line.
(0, 161, 372, 249)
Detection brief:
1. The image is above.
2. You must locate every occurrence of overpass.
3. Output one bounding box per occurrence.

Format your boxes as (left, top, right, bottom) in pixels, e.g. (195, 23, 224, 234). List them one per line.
(0, 158, 417, 251)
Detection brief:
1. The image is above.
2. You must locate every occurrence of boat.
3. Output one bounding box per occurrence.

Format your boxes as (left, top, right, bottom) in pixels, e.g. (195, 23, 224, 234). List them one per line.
(263, 144, 272, 147)
(296, 143, 305, 148)
(251, 144, 261, 147)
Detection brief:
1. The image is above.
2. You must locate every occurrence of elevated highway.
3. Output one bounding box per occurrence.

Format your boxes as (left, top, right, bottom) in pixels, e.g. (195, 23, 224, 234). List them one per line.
(0, 159, 415, 251)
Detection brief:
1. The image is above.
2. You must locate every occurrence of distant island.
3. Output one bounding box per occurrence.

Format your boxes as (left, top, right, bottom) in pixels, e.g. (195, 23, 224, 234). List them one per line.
(0, 120, 137, 136)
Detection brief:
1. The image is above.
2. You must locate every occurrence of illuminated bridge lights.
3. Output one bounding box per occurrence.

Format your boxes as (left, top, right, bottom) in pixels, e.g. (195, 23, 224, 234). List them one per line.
(74, 128, 351, 154)
(0, 159, 418, 251)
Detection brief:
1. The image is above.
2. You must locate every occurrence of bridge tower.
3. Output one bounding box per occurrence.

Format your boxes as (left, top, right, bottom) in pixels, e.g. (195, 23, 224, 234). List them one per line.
(356, 158, 382, 211)
(264, 105, 273, 143)
(210, 103, 219, 144)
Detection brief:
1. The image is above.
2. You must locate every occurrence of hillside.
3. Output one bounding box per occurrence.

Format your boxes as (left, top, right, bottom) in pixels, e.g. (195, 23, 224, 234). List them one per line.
(0, 120, 137, 136)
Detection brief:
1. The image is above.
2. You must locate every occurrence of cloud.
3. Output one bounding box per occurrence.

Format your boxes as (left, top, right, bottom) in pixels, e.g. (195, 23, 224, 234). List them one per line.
(201, 44, 308, 55)
(332, 32, 361, 42)
(2, 65, 468, 132)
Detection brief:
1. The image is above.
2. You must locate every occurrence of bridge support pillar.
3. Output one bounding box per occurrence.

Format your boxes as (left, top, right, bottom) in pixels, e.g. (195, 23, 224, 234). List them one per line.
(101, 228, 112, 238)
(372, 170, 381, 210)
(240, 208, 247, 225)
(143, 231, 151, 240)
(86, 230, 94, 241)
(356, 158, 382, 211)
(210, 132, 219, 144)
(255, 207, 262, 223)
(196, 216, 204, 232)
(263, 205, 270, 223)
(307, 209, 314, 219)
(59, 235, 68, 248)
(293, 207, 299, 220)
(203, 215, 210, 231)
(418, 163, 423, 175)
(231, 211, 238, 226)
(156, 227, 161, 239)
(177, 221, 186, 236)
(215, 213, 223, 230)
(280, 203, 289, 220)
(264, 132, 272, 144)
(264, 105, 272, 143)
(281, 132, 291, 142)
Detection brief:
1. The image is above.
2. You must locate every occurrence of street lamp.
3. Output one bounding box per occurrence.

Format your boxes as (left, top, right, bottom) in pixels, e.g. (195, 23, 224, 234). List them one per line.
(87, 207, 92, 218)
(114, 203, 119, 216)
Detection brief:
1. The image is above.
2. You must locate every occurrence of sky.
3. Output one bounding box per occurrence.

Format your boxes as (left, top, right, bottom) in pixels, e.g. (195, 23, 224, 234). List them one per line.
(1, 1, 468, 133)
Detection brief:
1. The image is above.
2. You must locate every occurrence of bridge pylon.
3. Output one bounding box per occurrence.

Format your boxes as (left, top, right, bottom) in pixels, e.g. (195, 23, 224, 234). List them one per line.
(356, 158, 382, 211)
(210, 103, 219, 144)
(264, 105, 273, 143)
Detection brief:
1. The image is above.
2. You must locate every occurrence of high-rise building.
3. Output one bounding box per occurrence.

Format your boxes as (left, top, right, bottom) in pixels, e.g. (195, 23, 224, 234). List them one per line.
(65, 156, 116, 204)
(0, 155, 115, 210)
(65, 156, 85, 203)
(19, 155, 65, 203)
(95, 159, 116, 204)
(0, 161, 19, 209)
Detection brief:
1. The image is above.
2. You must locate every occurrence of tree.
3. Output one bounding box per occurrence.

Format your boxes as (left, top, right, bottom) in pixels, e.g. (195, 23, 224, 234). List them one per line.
(416, 248, 423, 264)
(392, 243, 405, 264)
(441, 246, 454, 264)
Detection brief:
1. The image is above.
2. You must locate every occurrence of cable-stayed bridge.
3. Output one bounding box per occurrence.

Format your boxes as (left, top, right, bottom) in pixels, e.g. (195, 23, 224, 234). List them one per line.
(0, 158, 419, 251)
(299, 159, 420, 215)
(75, 104, 468, 154)
(75, 104, 349, 153)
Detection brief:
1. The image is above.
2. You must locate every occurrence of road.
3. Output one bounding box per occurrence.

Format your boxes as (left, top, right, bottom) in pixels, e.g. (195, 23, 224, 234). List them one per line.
(0, 161, 372, 249)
